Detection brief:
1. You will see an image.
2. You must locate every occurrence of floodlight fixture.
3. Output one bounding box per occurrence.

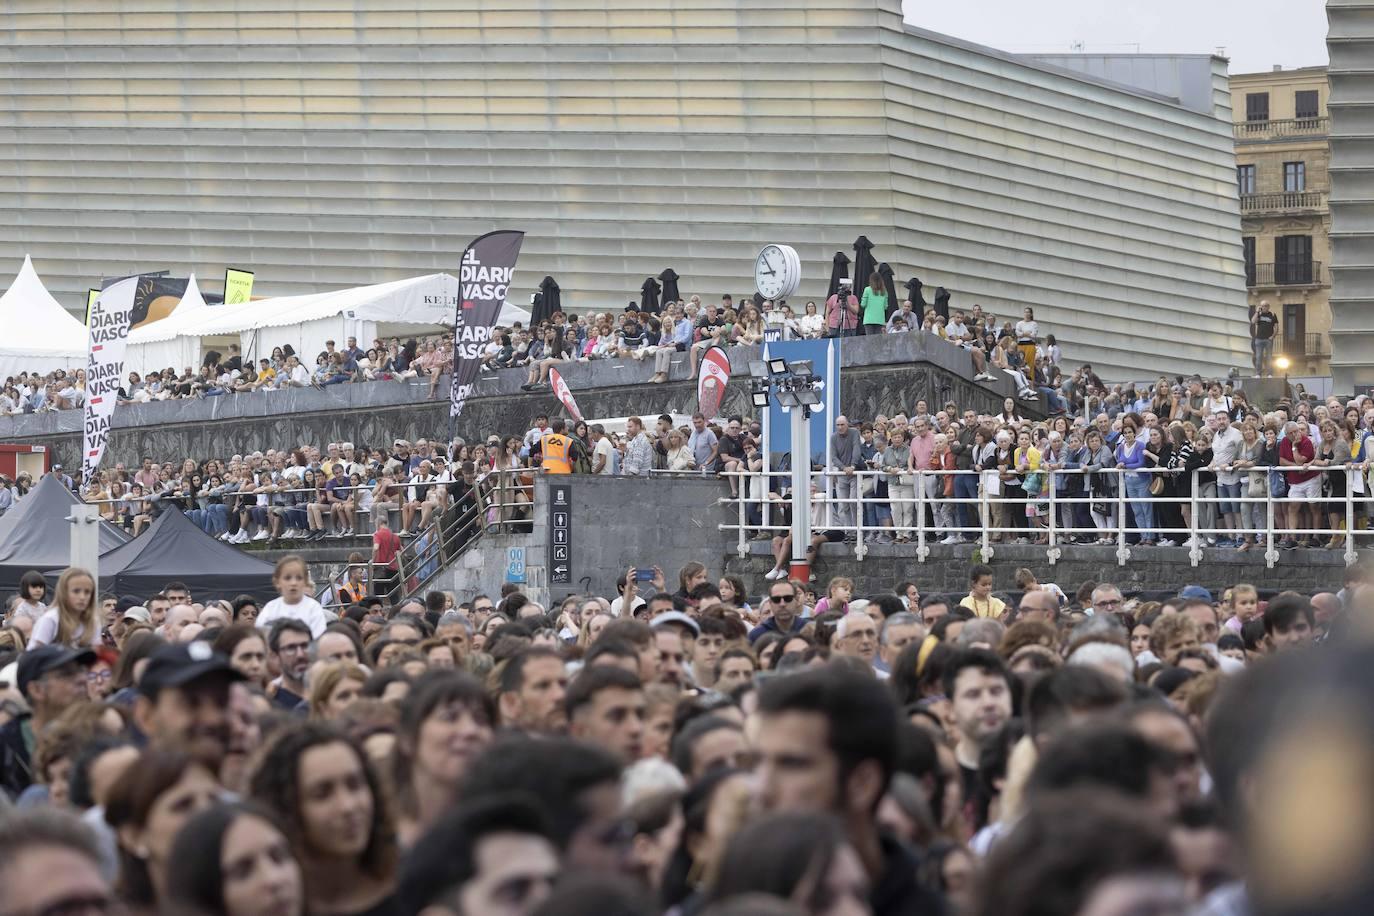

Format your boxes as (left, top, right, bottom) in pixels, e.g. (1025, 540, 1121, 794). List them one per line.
(751, 390, 771, 408)
(776, 390, 801, 408)
(767, 357, 790, 377)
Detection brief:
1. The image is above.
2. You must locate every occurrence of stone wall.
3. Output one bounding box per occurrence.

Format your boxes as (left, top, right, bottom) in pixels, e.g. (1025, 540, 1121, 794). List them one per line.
(0, 332, 1037, 469)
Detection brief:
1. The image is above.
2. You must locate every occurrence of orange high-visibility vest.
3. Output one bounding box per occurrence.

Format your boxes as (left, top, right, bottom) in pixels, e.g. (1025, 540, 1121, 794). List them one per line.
(541, 434, 573, 474)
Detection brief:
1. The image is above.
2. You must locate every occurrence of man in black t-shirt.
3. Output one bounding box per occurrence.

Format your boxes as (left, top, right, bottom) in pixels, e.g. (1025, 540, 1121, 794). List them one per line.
(1251, 299, 1278, 376)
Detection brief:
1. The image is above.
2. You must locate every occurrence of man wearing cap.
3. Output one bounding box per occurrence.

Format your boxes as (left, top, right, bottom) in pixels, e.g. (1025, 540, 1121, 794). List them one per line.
(132, 641, 243, 772)
(112, 605, 151, 644)
(0, 646, 95, 799)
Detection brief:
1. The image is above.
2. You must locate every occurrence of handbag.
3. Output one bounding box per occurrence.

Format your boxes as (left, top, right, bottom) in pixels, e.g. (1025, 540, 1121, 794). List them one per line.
(1149, 476, 1165, 496)
(1268, 467, 1289, 499)
(1023, 472, 1044, 497)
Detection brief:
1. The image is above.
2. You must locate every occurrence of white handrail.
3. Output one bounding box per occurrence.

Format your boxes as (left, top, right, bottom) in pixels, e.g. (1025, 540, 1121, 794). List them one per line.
(720, 465, 1370, 570)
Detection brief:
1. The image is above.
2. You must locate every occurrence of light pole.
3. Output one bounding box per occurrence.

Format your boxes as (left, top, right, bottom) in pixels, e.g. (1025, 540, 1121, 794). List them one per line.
(750, 358, 822, 581)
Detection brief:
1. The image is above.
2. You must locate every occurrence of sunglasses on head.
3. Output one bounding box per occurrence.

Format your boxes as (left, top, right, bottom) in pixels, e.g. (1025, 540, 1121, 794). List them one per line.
(770, 593, 796, 603)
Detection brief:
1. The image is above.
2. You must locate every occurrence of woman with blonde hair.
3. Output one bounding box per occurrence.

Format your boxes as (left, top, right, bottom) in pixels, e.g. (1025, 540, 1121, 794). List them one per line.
(309, 662, 368, 721)
(29, 566, 100, 648)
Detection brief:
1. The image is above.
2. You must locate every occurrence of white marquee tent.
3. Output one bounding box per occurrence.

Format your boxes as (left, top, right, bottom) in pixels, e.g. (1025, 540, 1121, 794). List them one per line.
(123, 273, 531, 370)
(0, 256, 87, 378)
(124, 274, 209, 373)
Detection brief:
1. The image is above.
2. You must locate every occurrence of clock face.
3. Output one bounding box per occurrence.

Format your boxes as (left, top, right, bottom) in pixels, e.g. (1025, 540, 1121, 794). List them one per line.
(756, 244, 800, 300)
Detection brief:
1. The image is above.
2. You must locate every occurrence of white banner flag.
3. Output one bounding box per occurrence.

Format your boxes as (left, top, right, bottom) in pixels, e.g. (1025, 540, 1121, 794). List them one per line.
(82, 277, 138, 485)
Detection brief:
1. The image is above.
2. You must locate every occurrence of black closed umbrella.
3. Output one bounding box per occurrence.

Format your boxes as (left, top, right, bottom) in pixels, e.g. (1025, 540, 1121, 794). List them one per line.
(827, 251, 852, 298)
(640, 277, 661, 313)
(905, 277, 927, 314)
(933, 287, 951, 321)
(659, 268, 681, 306)
(852, 236, 877, 293)
(532, 276, 561, 325)
(878, 263, 899, 317)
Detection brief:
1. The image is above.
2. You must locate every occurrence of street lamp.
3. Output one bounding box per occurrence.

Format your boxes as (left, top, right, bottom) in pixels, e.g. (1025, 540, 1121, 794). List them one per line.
(750, 360, 825, 581)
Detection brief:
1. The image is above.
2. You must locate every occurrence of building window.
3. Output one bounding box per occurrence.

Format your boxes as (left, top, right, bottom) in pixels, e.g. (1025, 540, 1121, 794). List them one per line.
(1284, 162, 1306, 192)
(1295, 90, 1320, 121)
(1246, 92, 1270, 122)
(1282, 304, 1305, 357)
(1237, 164, 1256, 195)
(1243, 237, 1256, 286)
(1275, 235, 1313, 285)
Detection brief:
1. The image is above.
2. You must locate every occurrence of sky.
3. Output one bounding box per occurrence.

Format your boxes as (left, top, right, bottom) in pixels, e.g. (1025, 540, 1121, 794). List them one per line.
(902, 0, 1329, 75)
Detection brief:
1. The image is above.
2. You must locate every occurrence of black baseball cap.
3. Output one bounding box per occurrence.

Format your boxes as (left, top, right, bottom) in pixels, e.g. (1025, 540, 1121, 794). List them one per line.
(138, 642, 242, 698)
(17, 646, 96, 696)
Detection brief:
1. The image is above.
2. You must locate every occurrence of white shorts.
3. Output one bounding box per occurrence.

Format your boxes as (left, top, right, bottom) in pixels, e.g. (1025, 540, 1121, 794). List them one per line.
(1287, 477, 1320, 501)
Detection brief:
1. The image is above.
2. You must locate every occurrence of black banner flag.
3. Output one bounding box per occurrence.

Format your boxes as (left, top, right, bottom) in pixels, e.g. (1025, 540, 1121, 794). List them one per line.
(450, 230, 525, 418)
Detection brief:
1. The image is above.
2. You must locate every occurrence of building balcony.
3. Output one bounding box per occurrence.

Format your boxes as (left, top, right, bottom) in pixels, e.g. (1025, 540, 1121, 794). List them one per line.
(1234, 116, 1329, 141)
(1246, 261, 1324, 288)
(1239, 191, 1327, 215)
(1276, 332, 1330, 360)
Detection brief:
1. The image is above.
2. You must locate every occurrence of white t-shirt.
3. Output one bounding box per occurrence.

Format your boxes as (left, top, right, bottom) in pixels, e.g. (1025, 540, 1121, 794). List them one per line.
(1015, 320, 1038, 341)
(12, 599, 46, 622)
(255, 595, 329, 639)
(29, 609, 101, 648)
(594, 438, 615, 475)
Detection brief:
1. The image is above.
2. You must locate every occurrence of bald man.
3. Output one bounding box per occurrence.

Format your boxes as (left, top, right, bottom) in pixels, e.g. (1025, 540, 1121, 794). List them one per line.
(1311, 592, 1341, 638)
(1017, 590, 1059, 626)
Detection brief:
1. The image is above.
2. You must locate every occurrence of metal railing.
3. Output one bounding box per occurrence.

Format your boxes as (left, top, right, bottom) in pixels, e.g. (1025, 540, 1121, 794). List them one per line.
(1239, 191, 1325, 214)
(1234, 116, 1329, 140)
(722, 465, 1370, 571)
(1272, 332, 1330, 360)
(316, 468, 537, 608)
(1247, 261, 1324, 288)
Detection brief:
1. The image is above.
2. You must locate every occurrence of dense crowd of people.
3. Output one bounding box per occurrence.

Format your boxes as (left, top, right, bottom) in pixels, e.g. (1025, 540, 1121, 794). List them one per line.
(0, 368, 1364, 560)
(0, 550, 1363, 916)
(0, 286, 1068, 416)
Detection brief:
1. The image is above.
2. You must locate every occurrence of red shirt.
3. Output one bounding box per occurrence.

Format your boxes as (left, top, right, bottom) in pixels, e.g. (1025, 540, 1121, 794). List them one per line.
(372, 527, 402, 569)
(1279, 435, 1318, 484)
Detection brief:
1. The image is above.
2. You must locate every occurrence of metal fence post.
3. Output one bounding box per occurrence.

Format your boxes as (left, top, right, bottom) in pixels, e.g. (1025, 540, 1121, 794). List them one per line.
(1264, 474, 1278, 569)
(854, 472, 865, 559)
(1116, 468, 1129, 566)
(1046, 471, 1058, 565)
(1346, 466, 1359, 566)
(1188, 468, 1202, 567)
(736, 471, 748, 559)
(915, 470, 927, 562)
(980, 473, 993, 561)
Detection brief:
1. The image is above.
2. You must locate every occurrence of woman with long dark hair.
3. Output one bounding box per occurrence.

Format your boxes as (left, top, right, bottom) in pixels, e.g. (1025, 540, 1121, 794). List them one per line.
(105, 748, 222, 911)
(391, 670, 494, 847)
(166, 802, 305, 916)
(248, 722, 398, 915)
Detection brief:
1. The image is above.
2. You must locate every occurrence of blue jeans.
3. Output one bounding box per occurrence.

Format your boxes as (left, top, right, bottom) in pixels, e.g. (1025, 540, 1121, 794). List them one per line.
(1216, 482, 1241, 517)
(1252, 337, 1273, 374)
(954, 472, 979, 532)
(1124, 474, 1154, 538)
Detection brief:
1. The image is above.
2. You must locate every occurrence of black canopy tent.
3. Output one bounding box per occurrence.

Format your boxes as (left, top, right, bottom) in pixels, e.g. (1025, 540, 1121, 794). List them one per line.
(531, 275, 561, 326)
(852, 236, 877, 293)
(658, 268, 681, 306)
(878, 263, 899, 317)
(639, 277, 662, 313)
(78, 508, 277, 602)
(827, 251, 852, 298)
(0, 475, 127, 592)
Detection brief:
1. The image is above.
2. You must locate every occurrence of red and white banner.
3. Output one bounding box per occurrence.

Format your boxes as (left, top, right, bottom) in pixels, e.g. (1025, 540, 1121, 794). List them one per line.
(549, 367, 583, 423)
(697, 348, 731, 419)
(82, 277, 139, 486)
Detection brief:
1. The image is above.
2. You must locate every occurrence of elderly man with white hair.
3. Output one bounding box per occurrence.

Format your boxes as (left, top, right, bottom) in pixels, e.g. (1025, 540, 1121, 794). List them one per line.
(832, 610, 883, 677)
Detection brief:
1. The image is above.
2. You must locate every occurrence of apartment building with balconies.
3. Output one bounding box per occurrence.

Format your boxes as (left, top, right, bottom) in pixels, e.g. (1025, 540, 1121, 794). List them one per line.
(1233, 66, 1332, 375)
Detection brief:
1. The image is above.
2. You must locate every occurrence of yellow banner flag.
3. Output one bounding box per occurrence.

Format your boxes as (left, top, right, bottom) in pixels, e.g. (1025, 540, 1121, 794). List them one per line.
(85, 288, 100, 326)
(223, 268, 255, 305)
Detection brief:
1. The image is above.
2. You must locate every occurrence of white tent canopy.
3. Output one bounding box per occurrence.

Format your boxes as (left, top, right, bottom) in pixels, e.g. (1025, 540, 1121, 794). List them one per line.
(0, 255, 87, 379)
(125, 273, 531, 369)
(125, 274, 209, 373)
